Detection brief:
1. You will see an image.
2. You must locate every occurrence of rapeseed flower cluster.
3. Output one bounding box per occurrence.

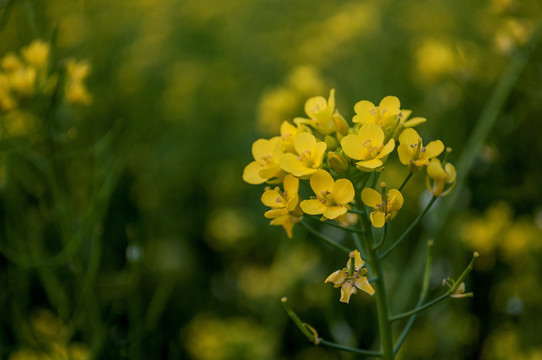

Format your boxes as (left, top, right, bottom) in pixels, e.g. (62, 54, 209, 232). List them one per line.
(243, 90, 457, 302)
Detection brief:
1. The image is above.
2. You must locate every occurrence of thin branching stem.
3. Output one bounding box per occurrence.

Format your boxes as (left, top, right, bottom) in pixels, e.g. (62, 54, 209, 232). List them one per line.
(398, 172, 413, 192)
(380, 196, 437, 259)
(372, 223, 388, 250)
(390, 293, 450, 322)
(305, 214, 365, 233)
(300, 220, 351, 254)
(281, 298, 382, 357)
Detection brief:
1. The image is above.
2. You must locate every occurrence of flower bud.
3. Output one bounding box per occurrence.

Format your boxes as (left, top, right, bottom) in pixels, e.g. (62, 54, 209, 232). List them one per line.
(324, 135, 339, 150)
(332, 111, 349, 137)
(327, 150, 349, 173)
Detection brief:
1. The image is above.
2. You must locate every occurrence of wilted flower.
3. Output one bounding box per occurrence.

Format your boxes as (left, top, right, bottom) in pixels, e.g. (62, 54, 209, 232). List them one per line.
(325, 250, 374, 303)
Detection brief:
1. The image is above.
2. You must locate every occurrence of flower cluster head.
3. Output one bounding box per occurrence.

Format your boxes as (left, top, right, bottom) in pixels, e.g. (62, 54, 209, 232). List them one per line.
(243, 89, 455, 237)
(325, 250, 374, 303)
(0, 40, 92, 113)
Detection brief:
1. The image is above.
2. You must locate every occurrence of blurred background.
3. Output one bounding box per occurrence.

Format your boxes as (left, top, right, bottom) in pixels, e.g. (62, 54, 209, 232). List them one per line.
(1, 0, 542, 359)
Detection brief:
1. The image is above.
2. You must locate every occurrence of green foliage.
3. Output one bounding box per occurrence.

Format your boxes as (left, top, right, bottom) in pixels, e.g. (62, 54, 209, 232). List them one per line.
(1, 0, 542, 359)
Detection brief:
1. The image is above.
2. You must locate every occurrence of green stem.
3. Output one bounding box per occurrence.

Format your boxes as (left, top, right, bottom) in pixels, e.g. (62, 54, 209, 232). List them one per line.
(380, 196, 437, 259)
(358, 205, 393, 360)
(398, 173, 413, 192)
(390, 293, 449, 322)
(305, 214, 365, 233)
(372, 223, 388, 250)
(431, 20, 542, 234)
(281, 298, 382, 357)
(393, 240, 433, 356)
(300, 219, 351, 254)
(448, 252, 479, 294)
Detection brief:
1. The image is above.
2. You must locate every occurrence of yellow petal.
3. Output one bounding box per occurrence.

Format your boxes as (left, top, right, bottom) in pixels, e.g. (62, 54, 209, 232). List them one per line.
(370, 211, 386, 228)
(300, 199, 326, 215)
(333, 179, 355, 205)
(352, 100, 376, 124)
(294, 132, 317, 154)
(378, 138, 395, 158)
(269, 214, 298, 238)
(312, 141, 328, 167)
(398, 128, 421, 146)
(361, 188, 382, 208)
(242, 161, 266, 184)
(379, 96, 400, 115)
(323, 206, 347, 220)
(356, 158, 383, 170)
(283, 174, 299, 198)
(280, 120, 297, 136)
(445, 163, 457, 182)
(349, 250, 365, 270)
(261, 188, 284, 208)
(340, 134, 363, 160)
(305, 96, 327, 118)
(404, 117, 426, 128)
(264, 208, 288, 219)
(397, 143, 414, 165)
(354, 276, 375, 296)
(259, 164, 282, 180)
(310, 169, 334, 196)
(340, 281, 357, 303)
(252, 137, 279, 160)
(424, 140, 444, 159)
(358, 123, 384, 147)
(280, 153, 306, 177)
(427, 158, 446, 179)
(325, 269, 347, 287)
(387, 189, 404, 210)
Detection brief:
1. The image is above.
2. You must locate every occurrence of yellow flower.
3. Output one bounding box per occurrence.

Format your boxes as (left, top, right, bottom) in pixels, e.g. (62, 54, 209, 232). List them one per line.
(340, 123, 395, 171)
(397, 128, 444, 172)
(426, 158, 456, 197)
(279, 132, 327, 178)
(300, 169, 354, 220)
(243, 137, 285, 184)
(325, 250, 374, 303)
(279, 120, 310, 153)
(261, 174, 302, 238)
(1, 53, 23, 72)
(21, 40, 49, 70)
(352, 96, 401, 136)
(8, 66, 37, 96)
(294, 89, 336, 135)
(65, 60, 92, 105)
(0, 74, 16, 111)
(361, 185, 404, 228)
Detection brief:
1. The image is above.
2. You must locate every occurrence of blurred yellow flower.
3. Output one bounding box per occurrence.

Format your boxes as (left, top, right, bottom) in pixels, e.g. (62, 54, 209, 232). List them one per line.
(361, 186, 404, 228)
(279, 132, 327, 178)
(397, 128, 444, 172)
(325, 250, 374, 303)
(426, 158, 456, 197)
(300, 169, 354, 220)
(21, 40, 49, 70)
(65, 59, 92, 105)
(340, 123, 395, 171)
(243, 137, 284, 184)
(261, 174, 303, 238)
